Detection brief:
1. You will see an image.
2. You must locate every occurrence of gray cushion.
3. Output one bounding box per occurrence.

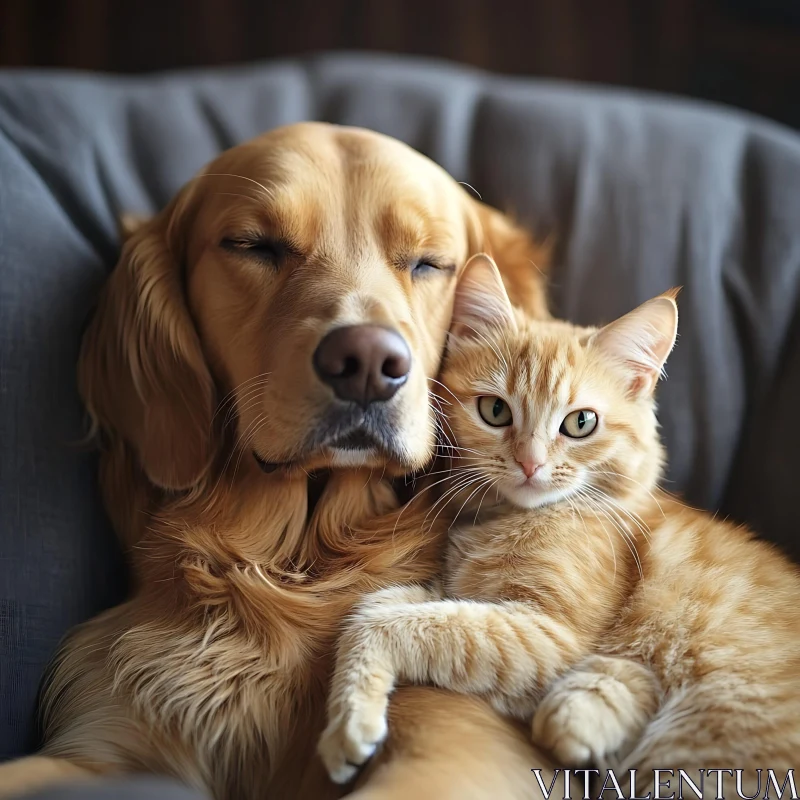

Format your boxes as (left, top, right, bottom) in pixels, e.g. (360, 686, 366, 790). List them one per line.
(1, 52, 799, 761)
(16, 777, 208, 800)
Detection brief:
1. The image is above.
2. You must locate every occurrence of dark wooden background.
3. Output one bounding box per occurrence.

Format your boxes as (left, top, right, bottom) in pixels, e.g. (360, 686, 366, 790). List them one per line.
(2, 0, 799, 128)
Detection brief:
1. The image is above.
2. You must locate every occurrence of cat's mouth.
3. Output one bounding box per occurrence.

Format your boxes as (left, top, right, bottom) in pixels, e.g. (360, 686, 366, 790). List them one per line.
(519, 473, 546, 487)
(514, 466, 552, 492)
(499, 474, 573, 510)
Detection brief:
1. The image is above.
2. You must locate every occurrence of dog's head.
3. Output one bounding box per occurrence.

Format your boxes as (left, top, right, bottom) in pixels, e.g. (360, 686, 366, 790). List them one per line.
(80, 123, 548, 491)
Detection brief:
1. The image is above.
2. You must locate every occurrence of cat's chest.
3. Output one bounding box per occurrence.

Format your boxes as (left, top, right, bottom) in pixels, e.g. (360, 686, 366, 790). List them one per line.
(444, 516, 550, 602)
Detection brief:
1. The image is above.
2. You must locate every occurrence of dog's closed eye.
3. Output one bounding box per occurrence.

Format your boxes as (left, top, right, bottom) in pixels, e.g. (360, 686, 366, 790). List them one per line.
(413, 259, 452, 275)
(220, 236, 298, 267)
(404, 257, 456, 279)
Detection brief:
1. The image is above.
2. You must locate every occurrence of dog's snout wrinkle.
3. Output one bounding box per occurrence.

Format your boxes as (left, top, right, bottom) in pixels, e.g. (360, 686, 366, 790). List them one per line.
(313, 325, 411, 409)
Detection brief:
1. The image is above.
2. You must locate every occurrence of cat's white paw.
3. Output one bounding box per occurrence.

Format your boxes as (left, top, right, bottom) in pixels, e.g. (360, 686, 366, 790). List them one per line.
(532, 675, 638, 766)
(318, 693, 390, 784)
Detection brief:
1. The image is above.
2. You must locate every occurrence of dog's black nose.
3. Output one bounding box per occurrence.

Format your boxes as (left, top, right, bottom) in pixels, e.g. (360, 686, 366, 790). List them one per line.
(313, 325, 411, 407)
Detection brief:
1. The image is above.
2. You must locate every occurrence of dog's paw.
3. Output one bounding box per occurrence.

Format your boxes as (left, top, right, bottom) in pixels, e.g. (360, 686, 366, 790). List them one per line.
(318, 693, 390, 784)
(532, 674, 638, 766)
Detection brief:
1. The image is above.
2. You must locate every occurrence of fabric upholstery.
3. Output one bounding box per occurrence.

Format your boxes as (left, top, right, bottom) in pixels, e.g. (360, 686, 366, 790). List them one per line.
(21, 777, 210, 800)
(1, 52, 799, 761)
(18, 777, 208, 800)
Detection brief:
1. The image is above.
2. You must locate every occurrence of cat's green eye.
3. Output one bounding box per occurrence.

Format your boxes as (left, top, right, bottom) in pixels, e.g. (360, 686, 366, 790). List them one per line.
(478, 396, 513, 427)
(560, 409, 598, 439)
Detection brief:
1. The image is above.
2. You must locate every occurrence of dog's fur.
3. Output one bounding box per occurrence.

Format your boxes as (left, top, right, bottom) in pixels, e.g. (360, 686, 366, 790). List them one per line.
(0, 123, 557, 799)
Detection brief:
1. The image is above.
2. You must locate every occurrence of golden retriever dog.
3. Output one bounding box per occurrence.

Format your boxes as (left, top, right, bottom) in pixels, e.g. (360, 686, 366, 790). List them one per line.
(0, 122, 557, 799)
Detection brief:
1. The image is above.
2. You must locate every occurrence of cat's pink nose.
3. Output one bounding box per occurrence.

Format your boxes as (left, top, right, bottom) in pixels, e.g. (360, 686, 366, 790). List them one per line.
(517, 459, 544, 479)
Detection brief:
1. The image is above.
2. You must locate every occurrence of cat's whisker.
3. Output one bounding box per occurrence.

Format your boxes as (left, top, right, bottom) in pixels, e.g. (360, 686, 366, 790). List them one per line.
(436, 457, 490, 467)
(574, 488, 643, 580)
(607, 503, 652, 544)
(572, 490, 622, 566)
(427, 378, 468, 411)
(431, 401, 460, 454)
(587, 496, 644, 575)
(407, 467, 487, 500)
(426, 377, 458, 398)
(413, 467, 486, 501)
(423, 474, 487, 531)
(416, 471, 499, 498)
(567, 495, 616, 580)
(435, 448, 488, 460)
(473, 479, 501, 525)
(434, 441, 485, 453)
(428, 390, 452, 408)
(436, 404, 482, 466)
(429, 396, 452, 425)
(432, 429, 487, 458)
(436, 461, 489, 470)
(421, 485, 472, 533)
(582, 485, 652, 543)
(414, 465, 487, 481)
(436, 455, 491, 467)
(434, 419, 460, 456)
(430, 398, 446, 414)
(604, 517, 644, 580)
(588, 470, 666, 518)
(430, 478, 488, 533)
(448, 477, 495, 530)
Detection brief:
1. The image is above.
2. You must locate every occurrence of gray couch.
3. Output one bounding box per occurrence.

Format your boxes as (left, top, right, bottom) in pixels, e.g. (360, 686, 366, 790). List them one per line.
(2, 52, 799, 790)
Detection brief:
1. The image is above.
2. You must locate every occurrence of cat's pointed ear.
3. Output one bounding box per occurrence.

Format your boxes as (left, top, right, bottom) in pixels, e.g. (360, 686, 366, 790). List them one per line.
(592, 289, 680, 398)
(451, 253, 517, 340)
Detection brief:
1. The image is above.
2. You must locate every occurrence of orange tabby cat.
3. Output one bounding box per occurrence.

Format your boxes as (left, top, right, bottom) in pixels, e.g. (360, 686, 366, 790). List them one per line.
(318, 254, 800, 792)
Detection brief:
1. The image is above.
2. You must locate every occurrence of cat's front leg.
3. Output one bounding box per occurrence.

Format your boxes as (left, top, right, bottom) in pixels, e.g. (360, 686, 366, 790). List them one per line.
(318, 595, 580, 783)
(532, 655, 660, 768)
(318, 583, 441, 784)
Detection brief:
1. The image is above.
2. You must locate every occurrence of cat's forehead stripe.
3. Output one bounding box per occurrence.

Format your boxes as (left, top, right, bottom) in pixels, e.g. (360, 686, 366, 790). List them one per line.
(567, 379, 577, 407)
(566, 345, 577, 368)
(532, 336, 575, 401)
(537, 340, 553, 398)
(548, 354, 565, 397)
(508, 336, 531, 396)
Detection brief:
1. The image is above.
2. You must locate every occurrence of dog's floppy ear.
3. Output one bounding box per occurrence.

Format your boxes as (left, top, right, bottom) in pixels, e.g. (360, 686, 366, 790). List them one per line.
(468, 199, 551, 320)
(79, 196, 215, 491)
